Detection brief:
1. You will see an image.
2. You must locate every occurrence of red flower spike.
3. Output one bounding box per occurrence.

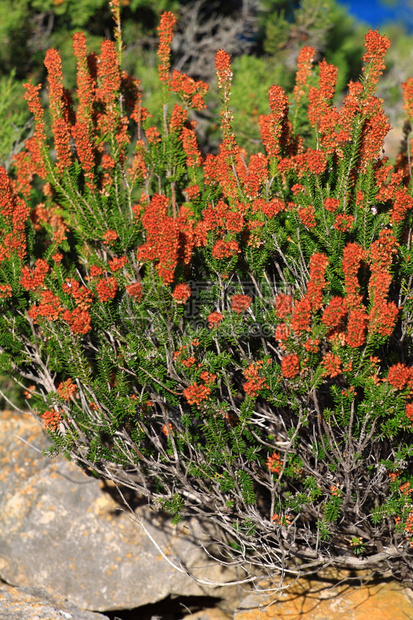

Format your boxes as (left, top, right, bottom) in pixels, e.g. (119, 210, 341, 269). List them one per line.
(41, 410, 62, 431)
(321, 352, 342, 378)
(215, 49, 232, 90)
(267, 452, 282, 474)
(72, 31, 95, 125)
(208, 311, 224, 328)
(293, 46, 315, 103)
(346, 308, 368, 348)
(172, 283, 191, 304)
(180, 127, 202, 167)
(362, 30, 391, 93)
(126, 283, 143, 301)
(96, 277, 118, 302)
(275, 294, 293, 319)
(243, 361, 268, 396)
(281, 354, 300, 379)
(184, 383, 211, 406)
(231, 294, 252, 314)
(157, 12, 177, 83)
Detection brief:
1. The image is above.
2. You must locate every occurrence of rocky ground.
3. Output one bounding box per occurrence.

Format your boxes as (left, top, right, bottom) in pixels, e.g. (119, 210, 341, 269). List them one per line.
(2, 408, 413, 620)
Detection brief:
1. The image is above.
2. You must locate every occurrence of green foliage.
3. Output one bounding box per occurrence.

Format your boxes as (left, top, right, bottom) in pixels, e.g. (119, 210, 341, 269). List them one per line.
(3, 0, 413, 587)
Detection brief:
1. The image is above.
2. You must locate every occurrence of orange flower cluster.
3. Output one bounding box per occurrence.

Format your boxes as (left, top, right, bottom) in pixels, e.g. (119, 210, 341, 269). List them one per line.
(390, 188, 413, 223)
(402, 77, 413, 119)
(346, 308, 368, 348)
(57, 378, 77, 401)
(259, 85, 290, 160)
(180, 127, 202, 167)
(215, 49, 233, 90)
(231, 294, 252, 314)
(368, 230, 399, 337)
(137, 194, 196, 284)
(306, 253, 329, 311)
(404, 512, 413, 544)
(172, 283, 191, 303)
(52, 117, 72, 172)
(291, 297, 312, 335)
(342, 243, 366, 310)
(359, 97, 391, 168)
(97, 39, 121, 111)
(200, 371, 217, 384)
(157, 11, 176, 83)
(406, 403, 413, 422)
(108, 256, 127, 273)
(293, 46, 314, 103)
(181, 357, 196, 368)
(41, 409, 62, 430)
(61, 306, 92, 335)
(72, 31, 94, 125)
(275, 323, 290, 344)
(275, 294, 293, 319)
(137, 194, 184, 284)
(169, 104, 188, 132)
(281, 354, 300, 379)
(362, 30, 391, 91)
(298, 205, 316, 228)
(307, 60, 349, 153)
(44, 48, 65, 120)
(235, 152, 269, 199)
(201, 200, 244, 234)
(399, 482, 412, 496)
(129, 141, 147, 184)
(183, 383, 211, 406)
(334, 214, 354, 232)
(303, 149, 327, 176)
(212, 239, 240, 260)
(28, 290, 63, 323)
(203, 148, 238, 200)
(169, 70, 208, 110)
(95, 277, 118, 302)
(243, 361, 269, 397)
(72, 121, 95, 182)
(0, 284, 12, 298)
(183, 184, 200, 201)
(321, 296, 347, 329)
(267, 451, 282, 474)
(146, 126, 161, 144)
(161, 422, 174, 436)
(251, 197, 285, 218)
(208, 311, 224, 328)
(20, 259, 49, 291)
(304, 338, 320, 353)
(44, 49, 72, 172)
(387, 363, 413, 391)
(62, 279, 93, 310)
(324, 197, 340, 212)
(0, 168, 30, 264)
(124, 283, 142, 302)
(103, 230, 118, 244)
(321, 352, 342, 378)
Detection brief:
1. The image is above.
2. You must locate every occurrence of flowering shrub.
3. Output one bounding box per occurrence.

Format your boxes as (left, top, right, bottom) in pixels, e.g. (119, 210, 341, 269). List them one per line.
(3, 0, 413, 587)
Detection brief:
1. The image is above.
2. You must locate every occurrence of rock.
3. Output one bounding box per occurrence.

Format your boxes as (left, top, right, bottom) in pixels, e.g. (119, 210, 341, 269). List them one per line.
(0, 410, 237, 612)
(0, 583, 109, 619)
(181, 608, 232, 620)
(234, 572, 413, 620)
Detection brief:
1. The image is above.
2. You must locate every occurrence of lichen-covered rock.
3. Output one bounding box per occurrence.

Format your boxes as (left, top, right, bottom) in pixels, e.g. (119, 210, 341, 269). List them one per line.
(0, 583, 109, 619)
(0, 410, 235, 612)
(234, 574, 413, 620)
